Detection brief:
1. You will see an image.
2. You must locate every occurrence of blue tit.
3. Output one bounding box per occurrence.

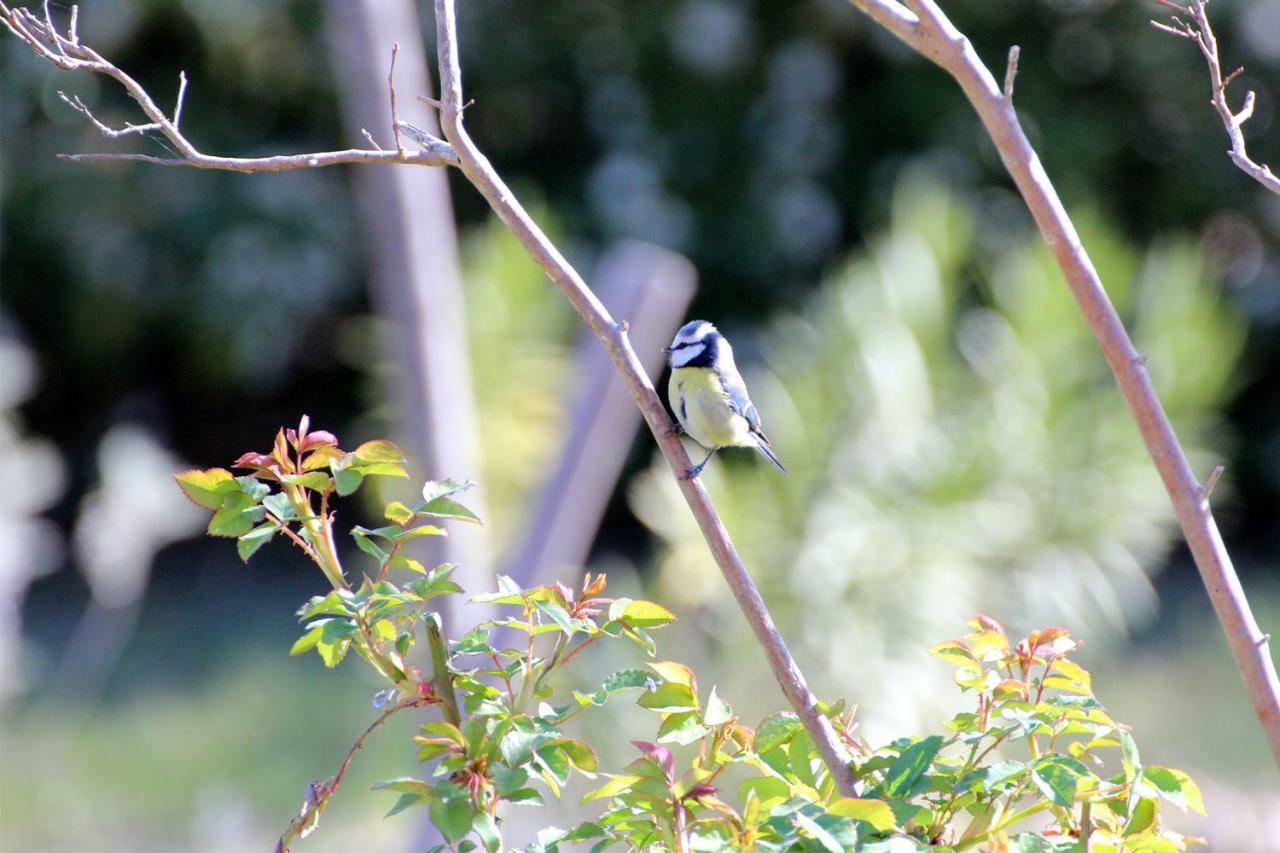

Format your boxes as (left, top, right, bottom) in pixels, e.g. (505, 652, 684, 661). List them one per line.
(663, 319, 787, 479)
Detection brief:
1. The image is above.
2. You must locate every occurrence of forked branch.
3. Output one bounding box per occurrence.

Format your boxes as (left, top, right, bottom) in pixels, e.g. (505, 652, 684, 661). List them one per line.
(0, 2, 456, 171)
(846, 0, 1280, 766)
(1151, 0, 1280, 196)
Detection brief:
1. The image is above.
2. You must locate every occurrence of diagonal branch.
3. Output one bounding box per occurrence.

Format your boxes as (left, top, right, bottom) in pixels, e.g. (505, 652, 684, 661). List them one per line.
(1152, 0, 1280, 196)
(430, 0, 858, 799)
(848, 0, 1280, 766)
(0, 2, 457, 172)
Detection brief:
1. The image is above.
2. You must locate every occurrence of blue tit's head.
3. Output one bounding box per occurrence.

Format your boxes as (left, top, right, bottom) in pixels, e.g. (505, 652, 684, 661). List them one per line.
(663, 319, 721, 368)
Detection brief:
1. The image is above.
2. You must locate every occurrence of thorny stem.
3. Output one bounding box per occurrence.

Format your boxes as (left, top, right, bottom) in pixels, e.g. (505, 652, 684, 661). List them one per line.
(426, 616, 462, 727)
(276, 696, 435, 853)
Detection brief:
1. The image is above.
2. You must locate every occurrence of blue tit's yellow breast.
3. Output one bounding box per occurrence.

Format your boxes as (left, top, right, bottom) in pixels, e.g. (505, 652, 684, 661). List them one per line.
(668, 367, 753, 449)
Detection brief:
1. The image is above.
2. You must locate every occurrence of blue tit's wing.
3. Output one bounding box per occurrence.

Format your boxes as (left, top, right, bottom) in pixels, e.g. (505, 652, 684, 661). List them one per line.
(715, 367, 769, 443)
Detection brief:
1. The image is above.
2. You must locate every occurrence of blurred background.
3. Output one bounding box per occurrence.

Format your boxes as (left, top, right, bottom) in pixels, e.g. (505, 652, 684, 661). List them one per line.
(3, 0, 1280, 849)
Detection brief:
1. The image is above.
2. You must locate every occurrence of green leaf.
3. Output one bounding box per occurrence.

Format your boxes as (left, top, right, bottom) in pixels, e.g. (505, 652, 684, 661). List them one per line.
(283, 471, 331, 492)
(234, 475, 270, 502)
(703, 686, 732, 726)
(174, 468, 238, 509)
(755, 713, 803, 753)
(472, 812, 500, 852)
(883, 735, 943, 799)
(1144, 766, 1205, 815)
(289, 625, 323, 656)
(351, 528, 390, 563)
(535, 598, 575, 636)
(420, 496, 483, 525)
(827, 798, 896, 832)
(554, 739, 599, 772)
(619, 599, 676, 628)
(237, 522, 278, 562)
(430, 792, 475, 843)
(316, 635, 351, 667)
(384, 792, 431, 817)
(582, 774, 643, 802)
(421, 478, 474, 504)
(334, 467, 364, 496)
(928, 640, 979, 669)
(452, 627, 493, 656)
(656, 710, 708, 745)
(637, 682, 699, 713)
(262, 492, 295, 521)
(355, 439, 407, 465)
(500, 726, 541, 766)
(1030, 758, 1078, 807)
(208, 490, 266, 538)
(385, 500, 415, 524)
(1120, 729, 1141, 782)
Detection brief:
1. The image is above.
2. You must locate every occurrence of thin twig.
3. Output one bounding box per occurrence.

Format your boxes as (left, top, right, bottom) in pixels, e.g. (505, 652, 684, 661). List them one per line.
(1154, 0, 1280, 196)
(1201, 464, 1224, 500)
(430, 0, 857, 797)
(388, 42, 404, 155)
(0, 2, 456, 172)
(1003, 45, 1020, 106)
(847, 0, 1280, 767)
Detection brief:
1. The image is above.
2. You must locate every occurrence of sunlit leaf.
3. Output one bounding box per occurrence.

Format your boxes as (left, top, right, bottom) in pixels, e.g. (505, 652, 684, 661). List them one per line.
(827, 797, 897, 831)
(174, 468, 238, 509)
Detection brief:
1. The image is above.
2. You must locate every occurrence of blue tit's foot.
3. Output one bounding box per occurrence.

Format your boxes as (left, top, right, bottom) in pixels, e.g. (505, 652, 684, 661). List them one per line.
(681, 464, 701, 480)
(666, 422, 685, 437)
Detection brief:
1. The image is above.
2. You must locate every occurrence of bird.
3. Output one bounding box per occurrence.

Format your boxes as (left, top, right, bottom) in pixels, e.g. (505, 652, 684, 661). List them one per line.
(663, 319, 787, 480)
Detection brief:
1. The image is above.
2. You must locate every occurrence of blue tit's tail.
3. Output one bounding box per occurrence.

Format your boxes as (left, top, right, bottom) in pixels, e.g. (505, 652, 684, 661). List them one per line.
(753, 438, 788, 476)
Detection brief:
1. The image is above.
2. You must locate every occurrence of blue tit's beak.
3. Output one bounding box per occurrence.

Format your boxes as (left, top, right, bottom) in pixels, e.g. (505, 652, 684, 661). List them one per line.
(662, 345, 676, 354)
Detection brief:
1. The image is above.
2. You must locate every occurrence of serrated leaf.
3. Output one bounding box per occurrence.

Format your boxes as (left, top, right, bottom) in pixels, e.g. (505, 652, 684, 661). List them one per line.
(352, 528, 390, 563)
(646, 660, 695, 689)
(334, 467, 363, 496)
(929, 640, 979, 669)
(554, 739, 598, 772)
(620, 600, 676, 628)
(284, 472, 331, 492)
(208, 490, 266, 538)
(827, 797, 896, 831)
(421, 479, 474, 504)
(385, 501, 415, 524)
(234, 475, 270, 502)
(430, 793, 475, 843)
(883, 735, 943, 799)
(637, 681, 698, 713)
(174, 468, 238, 509)
(656, 710, 708, 745)
(582, 774, 642, 802)
(755, 713, 803, 753)
(473, 811, 500, 852)
(237, 522, 278, 562)
(289, 625, 323, 656)
(262, 492, 295, 521)
(1031, 758, 1078, 807)
(703, 686, 732, 726)
(355, 439, 407, 465)
(420, 496, 483, 525)
(536, 598, 575, 636)
(1144, 766, 1205, 815)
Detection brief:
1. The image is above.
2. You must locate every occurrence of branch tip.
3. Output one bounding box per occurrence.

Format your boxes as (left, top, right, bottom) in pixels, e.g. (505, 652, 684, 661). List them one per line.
(1003, 45, 1020, 106)
(1201, 464, 1224, 500)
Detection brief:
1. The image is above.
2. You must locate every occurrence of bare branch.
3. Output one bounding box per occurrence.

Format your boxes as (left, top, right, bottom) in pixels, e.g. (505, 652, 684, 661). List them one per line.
(431, 0, 859, 798)
(0, 2, 456, 172)
(848, 0, 1280, 766)
(1155, 0, 1280, 196)
(173, 71, 188, 129)
(388, 42, 404, 154)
